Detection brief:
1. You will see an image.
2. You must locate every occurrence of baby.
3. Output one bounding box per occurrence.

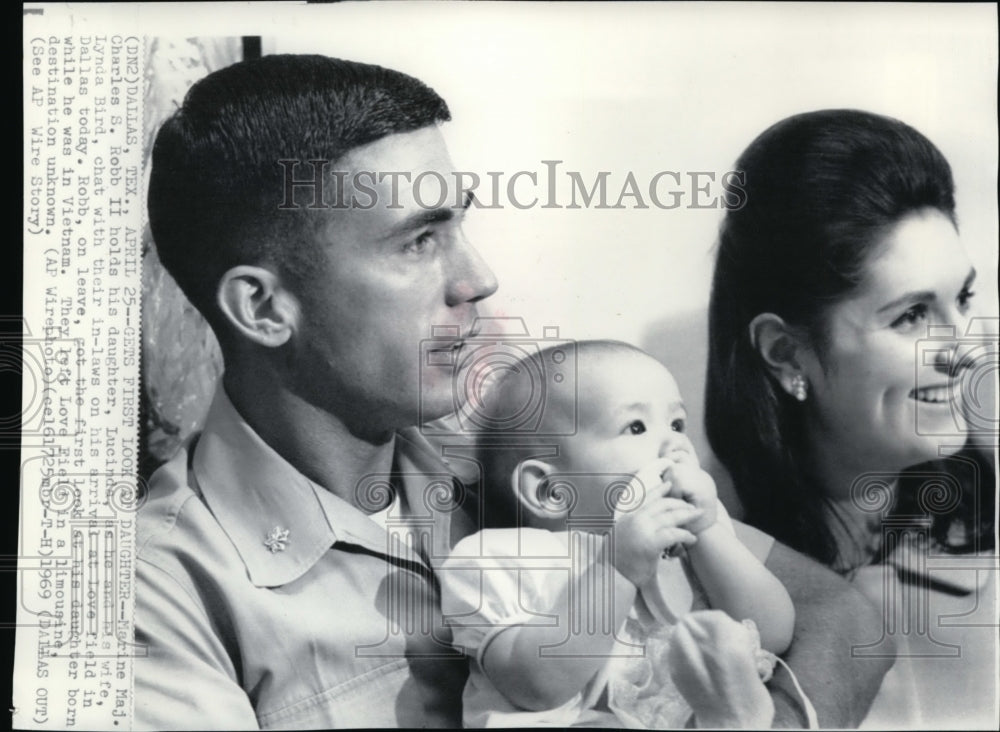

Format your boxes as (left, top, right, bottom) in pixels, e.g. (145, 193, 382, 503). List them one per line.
(439, 340, 799, 728)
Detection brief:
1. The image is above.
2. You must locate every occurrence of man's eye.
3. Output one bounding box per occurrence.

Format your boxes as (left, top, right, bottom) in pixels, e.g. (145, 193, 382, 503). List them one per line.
(626, 420, 646, 435)
(958, 287, 976, 311)
(671, 419, 686, 433)
(403, 231, 434, 255)
(891, 303, 928, 331)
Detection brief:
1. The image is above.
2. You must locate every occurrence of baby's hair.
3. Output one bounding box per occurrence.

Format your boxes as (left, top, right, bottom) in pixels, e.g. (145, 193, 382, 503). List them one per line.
(474, 339, 653, 529)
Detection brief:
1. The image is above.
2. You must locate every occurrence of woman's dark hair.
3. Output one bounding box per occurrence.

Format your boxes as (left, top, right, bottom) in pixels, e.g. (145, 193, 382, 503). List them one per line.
(705, 109, 993, 567)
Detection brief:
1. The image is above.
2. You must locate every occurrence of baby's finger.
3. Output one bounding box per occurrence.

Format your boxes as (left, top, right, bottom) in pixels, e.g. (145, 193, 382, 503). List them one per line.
(667, 445, 695, 464)
(632, 457, 676, 493)
(627, 491, 682, 516)
(645, 505, 703, 530)
(654, 501, 704, 526)
(656, 527, 697, 550)
(646, 496, 698, 513)
(673, 508, 705, 529)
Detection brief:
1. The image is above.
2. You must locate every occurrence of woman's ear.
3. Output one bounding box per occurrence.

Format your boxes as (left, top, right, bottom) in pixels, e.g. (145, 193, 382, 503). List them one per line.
(748, 313, 811, 401)
(217, 265, 300, 348)
(511, 459, 562, 520)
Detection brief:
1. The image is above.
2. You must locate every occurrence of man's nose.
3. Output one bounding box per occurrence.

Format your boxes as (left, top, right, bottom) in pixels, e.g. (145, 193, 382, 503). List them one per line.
(445, 235, 499, 306)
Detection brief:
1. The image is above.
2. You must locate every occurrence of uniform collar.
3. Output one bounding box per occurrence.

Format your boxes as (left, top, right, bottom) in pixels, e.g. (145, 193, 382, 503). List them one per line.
(192, 388, 466, 588)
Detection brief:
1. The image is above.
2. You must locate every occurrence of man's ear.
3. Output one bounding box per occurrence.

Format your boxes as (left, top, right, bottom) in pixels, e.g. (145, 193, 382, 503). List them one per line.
(748, 312, 811, 400)
(216, 265, 299, 348)
(511, 459, 562, 520)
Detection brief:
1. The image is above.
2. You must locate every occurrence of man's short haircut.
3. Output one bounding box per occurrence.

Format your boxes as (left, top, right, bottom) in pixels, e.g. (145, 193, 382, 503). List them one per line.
(147, 54, 451, 324)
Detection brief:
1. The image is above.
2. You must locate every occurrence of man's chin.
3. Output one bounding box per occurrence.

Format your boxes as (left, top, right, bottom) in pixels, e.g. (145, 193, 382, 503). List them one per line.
(416, 395, 460, 428)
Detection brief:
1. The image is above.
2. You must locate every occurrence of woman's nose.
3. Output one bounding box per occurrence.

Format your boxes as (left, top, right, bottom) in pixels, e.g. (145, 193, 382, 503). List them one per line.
(931, 304, 977, 376)
(932, 345, 955, 375)
(932, 342, 975, 376)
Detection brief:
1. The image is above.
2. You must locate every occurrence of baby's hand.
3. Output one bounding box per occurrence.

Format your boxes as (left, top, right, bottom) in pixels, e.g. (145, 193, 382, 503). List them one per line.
(662, 455, 717, 535)
(611, 457, 701, 586)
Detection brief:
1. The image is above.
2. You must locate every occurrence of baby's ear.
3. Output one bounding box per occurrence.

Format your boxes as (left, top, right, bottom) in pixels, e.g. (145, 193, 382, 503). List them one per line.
(512, 459, 561, 520)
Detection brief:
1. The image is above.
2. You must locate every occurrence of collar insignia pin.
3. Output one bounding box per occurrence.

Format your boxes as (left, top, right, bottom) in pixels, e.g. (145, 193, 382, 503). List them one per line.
(263, 526, 290, 553)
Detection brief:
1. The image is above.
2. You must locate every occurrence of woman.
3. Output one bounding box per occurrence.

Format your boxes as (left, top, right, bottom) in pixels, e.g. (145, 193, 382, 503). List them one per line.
(705, 109, 996, 727)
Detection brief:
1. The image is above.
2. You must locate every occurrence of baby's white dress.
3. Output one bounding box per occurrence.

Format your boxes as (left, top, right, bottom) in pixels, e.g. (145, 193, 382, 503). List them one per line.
(438, 502, 738, 728)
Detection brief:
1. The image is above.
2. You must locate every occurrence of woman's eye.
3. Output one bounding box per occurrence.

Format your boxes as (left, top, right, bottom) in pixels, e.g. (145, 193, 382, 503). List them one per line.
(891, 303, 928, 330)
(626, 420, 646, 435)
(958, 287, 976, 311)
(403, 231, 434, 255)
(671, 419, 686, 433)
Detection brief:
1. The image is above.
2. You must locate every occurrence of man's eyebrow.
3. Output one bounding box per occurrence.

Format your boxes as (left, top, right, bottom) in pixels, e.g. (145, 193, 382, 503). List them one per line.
(383, 190, 474, 239)
(876, 267, 977, 314)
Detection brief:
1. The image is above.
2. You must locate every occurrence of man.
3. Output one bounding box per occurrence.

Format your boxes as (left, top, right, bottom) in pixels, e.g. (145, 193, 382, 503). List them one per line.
(137, 54, 892, 729)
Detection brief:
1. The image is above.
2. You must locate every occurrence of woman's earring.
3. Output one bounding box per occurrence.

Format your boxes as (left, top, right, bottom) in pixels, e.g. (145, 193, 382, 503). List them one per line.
(790, 374, 808, 402)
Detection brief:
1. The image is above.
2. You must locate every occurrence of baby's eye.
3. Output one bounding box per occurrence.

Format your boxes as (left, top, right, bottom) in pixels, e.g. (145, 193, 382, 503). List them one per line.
(891, 303, 928, 331)
(671, 418, 686, 433)
(626, 420, 646, 435)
